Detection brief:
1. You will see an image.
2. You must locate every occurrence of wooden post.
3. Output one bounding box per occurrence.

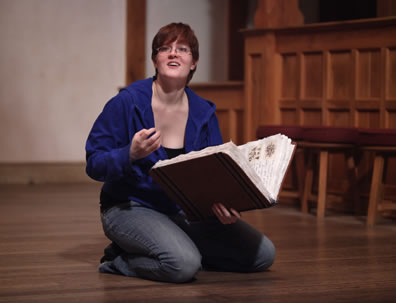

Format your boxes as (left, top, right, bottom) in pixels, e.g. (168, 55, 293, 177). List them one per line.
(126, 0, 146, 85)
(254, 0, 304, 28)
(367, 155, 385, 226)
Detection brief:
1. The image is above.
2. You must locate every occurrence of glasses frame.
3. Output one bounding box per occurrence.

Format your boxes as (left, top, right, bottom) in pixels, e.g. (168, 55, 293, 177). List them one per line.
(156, 45, 192, 56)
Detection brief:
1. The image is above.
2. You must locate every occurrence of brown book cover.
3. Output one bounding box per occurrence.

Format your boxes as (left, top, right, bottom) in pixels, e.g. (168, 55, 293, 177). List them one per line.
(150, 135, 296, 221)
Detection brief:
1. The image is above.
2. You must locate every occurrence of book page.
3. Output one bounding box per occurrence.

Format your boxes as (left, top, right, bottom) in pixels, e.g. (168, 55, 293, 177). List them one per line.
(237, 134, 295, 200)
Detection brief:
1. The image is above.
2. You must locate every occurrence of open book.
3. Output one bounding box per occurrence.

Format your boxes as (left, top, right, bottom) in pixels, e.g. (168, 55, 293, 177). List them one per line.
(150, 134, 296, 221)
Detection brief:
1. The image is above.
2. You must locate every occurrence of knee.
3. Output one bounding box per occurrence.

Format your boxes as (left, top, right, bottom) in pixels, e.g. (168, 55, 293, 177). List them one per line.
(252, 236, 276, 272)
(161, 252, 202, 283)
(247, 236, 276, 272)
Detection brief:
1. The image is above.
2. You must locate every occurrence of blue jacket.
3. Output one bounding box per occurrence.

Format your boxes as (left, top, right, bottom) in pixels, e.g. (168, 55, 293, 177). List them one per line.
(85, 77, 223, 214)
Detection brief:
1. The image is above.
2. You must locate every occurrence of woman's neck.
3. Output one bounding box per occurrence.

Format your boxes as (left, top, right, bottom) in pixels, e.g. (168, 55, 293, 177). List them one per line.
(153, 77, 186, 106)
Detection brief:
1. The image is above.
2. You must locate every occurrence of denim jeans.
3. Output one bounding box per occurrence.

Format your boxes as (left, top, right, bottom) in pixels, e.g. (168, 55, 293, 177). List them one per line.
(100, 201, 275, 283)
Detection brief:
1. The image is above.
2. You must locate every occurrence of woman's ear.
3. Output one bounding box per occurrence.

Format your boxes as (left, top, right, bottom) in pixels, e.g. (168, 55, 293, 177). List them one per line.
(152, 58, 158, 69)
(191, 60, 198, 70)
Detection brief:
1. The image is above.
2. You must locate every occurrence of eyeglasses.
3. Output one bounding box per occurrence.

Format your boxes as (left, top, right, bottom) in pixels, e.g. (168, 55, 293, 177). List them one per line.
(156, 45, 191, 56)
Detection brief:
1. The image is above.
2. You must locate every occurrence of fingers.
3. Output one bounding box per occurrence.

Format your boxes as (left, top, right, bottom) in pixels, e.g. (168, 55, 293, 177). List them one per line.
(143, 129, 161, 152)
(212, 203, 240, 225)
(230, 208, 242, 219)
(135, 128, 158, 145)
(130, 128, 161, 161)
(137, 128, 156, 140)
(212, 203, 237, 225)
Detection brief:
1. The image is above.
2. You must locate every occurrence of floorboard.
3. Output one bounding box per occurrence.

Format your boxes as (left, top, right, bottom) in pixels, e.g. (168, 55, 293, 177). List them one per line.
(0, 183, 395, 303)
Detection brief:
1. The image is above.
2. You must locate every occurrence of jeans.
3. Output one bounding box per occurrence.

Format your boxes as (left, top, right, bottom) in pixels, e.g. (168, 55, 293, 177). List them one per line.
(100, 201, 275, 283)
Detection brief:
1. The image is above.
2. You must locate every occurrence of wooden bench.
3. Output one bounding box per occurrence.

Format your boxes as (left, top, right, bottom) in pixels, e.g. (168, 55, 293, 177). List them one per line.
(358, 128, 396, 226)
(300, 126, 360, 218)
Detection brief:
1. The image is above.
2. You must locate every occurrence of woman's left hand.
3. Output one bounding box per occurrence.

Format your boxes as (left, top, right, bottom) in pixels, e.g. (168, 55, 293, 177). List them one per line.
(212, 203, 241, 224)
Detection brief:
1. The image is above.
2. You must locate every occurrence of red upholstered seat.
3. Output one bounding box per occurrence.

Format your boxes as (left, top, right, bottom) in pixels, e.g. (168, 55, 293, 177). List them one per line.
(302, 126, 358, 144)
(357, 128, 396, 146)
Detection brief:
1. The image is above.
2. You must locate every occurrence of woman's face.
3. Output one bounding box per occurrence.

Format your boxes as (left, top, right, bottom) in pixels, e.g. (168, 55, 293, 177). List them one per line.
(153, 40, 197, 83)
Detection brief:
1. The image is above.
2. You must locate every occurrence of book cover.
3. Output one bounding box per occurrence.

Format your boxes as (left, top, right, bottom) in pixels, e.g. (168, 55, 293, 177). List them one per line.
(150, 134, 295, 221)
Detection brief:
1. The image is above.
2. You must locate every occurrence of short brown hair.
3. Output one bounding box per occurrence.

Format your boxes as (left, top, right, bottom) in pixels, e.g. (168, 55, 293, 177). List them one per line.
(151, 23, 199, 84)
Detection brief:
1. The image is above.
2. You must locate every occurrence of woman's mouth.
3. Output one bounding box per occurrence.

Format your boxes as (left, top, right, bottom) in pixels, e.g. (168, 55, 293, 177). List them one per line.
(167, 62, 180, 67)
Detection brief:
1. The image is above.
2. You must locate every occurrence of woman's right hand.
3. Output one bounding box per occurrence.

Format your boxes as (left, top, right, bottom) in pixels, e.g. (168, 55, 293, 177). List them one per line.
(129, 128, 161, 161)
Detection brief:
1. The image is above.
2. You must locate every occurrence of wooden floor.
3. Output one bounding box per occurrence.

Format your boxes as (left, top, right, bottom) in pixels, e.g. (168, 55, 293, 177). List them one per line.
(0, 183, 395, 303)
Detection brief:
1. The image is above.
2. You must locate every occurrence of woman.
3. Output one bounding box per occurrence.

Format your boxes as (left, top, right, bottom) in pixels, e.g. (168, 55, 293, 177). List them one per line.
(85, 22, 275, 283)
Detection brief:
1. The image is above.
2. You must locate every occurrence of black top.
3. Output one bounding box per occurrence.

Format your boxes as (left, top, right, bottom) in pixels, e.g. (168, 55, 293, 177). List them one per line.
(163, 147, 185, 159)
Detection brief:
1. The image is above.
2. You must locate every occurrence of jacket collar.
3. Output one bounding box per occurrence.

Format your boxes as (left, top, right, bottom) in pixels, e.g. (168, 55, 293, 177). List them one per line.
(123, 77, 217, 151)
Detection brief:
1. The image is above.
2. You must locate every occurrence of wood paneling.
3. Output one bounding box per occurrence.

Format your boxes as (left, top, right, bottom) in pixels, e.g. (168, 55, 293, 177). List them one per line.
(378, 0, 396, 17)
(243, 17, 396, 210)
(243, 17, 396, 132)
(302, 52, 323, 99)
(356, 49, 381, 99)
(189, 82, 244, 144)
(387, 48, 396, 99)
(328, 51, 353, 100)
(281, 54, 298, 99)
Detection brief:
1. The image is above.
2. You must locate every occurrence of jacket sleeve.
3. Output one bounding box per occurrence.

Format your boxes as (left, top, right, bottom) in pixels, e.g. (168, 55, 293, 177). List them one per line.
(85, 92, 135, 182)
